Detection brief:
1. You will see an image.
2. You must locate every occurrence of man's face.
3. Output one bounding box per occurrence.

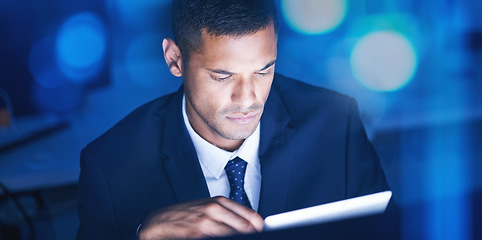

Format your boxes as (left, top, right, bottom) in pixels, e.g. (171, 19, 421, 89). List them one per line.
(183, 25, 277, 150)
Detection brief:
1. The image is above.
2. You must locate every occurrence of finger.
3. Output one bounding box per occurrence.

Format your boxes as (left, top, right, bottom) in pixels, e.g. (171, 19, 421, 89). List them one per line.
(200, 199, 256, 234)
(220, 197, 264, 232)
(161, 218, 237, 240)
(210, 197, 264, 233)
(197, 217, 239, 238)
(139, 208, 237, 240)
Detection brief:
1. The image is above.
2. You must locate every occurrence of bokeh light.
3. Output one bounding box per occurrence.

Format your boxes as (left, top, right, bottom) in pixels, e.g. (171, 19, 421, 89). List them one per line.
(281, 0, 348, 35)
(350, 31, 418, 92)
(56, 12, 107, 83)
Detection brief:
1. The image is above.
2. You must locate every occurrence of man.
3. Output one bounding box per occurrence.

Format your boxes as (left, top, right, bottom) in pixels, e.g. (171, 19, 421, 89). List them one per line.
(77, 0, 389, 239)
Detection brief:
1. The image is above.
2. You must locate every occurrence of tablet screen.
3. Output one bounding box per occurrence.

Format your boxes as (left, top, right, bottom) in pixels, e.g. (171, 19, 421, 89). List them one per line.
(264, 190, 392, 231)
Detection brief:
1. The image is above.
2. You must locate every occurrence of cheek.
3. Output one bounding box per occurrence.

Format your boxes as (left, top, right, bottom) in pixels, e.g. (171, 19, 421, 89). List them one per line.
(185, 74, 212, 102)
(190, 82, 226, 114)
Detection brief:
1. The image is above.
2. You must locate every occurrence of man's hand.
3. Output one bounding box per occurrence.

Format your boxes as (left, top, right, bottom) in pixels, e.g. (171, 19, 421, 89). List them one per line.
(137, 196, 264, 240)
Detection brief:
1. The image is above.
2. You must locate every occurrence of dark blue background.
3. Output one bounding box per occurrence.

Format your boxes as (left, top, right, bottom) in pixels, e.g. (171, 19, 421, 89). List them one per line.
(0, 0, 481, 239)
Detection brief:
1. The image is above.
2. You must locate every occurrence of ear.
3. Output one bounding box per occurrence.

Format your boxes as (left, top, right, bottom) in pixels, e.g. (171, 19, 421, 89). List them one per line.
(162, 38, 183, 77)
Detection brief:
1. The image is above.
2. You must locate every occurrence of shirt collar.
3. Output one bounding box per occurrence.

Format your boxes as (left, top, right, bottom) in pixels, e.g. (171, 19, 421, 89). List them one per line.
(182, 95, 260, 179)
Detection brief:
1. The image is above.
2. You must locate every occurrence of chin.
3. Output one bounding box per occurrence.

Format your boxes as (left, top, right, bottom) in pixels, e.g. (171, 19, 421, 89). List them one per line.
(224, 126, 258, 140)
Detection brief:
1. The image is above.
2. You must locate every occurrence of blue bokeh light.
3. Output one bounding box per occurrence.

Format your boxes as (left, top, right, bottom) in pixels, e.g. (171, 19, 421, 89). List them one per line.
(281, 0, 348, 35)
(350, 30, 418, 92)
(56, 12, 107, 83)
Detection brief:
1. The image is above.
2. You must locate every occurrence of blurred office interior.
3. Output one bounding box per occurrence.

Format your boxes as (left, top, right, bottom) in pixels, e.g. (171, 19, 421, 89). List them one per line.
(0, 0, 481, 239)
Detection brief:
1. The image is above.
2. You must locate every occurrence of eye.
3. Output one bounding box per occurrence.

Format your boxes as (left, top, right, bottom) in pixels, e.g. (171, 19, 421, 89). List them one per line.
(256, 64, 275, 77)
(256, 69, 272, 76)
(211, 74, 233, 82)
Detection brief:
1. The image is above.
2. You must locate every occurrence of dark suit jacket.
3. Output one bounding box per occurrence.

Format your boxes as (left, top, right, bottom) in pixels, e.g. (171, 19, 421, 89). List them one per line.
(77, 74, 389, 240)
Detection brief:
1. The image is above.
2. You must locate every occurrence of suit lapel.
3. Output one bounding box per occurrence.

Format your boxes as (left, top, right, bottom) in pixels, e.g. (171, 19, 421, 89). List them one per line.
(258, 81, 295, 218)
(160, 87, 211, 203)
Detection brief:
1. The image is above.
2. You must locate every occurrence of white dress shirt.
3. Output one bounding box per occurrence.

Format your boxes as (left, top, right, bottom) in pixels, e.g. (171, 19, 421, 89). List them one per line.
(182, 96, 262, 211)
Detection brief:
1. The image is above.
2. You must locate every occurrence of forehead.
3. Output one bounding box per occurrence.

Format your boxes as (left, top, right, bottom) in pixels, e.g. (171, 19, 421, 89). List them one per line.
(189, 25, 277, 71)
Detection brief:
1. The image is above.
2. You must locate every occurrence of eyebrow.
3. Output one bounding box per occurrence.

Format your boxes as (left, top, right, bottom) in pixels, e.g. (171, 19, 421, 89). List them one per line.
(208, 59, 277, 75)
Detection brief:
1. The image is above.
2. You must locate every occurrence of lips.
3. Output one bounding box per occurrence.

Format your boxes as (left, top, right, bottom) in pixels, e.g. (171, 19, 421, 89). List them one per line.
(226, 112, 259, 124)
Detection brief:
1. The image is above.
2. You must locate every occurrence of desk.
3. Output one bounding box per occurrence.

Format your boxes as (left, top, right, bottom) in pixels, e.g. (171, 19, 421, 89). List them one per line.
(0, 119, 96, 192)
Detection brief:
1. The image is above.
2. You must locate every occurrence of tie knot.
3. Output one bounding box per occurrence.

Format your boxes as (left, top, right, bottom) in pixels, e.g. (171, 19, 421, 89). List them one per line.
(224, 157, 251, 208)
(225, 157, 247, 171)
(225, 157, 248, 187)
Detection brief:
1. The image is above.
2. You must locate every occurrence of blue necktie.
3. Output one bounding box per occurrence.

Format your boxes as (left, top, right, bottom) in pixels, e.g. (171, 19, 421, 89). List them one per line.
(225, 157, 252, 209)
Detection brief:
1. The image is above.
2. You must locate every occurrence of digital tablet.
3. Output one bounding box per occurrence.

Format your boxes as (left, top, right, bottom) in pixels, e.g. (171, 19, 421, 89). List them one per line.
(264, 190, 392, 231)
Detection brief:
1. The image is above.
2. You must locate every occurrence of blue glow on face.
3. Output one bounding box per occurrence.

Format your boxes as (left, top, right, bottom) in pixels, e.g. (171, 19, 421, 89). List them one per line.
(350, 31, 418, 92)
(56, 12, 106, 82)
(281, 0, 348, 35)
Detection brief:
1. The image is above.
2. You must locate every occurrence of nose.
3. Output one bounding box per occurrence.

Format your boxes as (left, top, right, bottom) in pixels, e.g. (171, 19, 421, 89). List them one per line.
(231, 76, 256, 109)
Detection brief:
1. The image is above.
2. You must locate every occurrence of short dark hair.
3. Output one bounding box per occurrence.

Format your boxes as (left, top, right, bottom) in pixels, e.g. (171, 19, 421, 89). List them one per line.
(172, 0, 278, 61)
